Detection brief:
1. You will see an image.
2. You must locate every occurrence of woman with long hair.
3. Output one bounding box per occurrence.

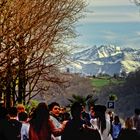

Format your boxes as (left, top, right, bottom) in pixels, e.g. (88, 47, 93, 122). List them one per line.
(29, 102, 66, 140)
(118, 117, 140, 140)
(93, 105, 113, 140)
(112, 115, 122, 140)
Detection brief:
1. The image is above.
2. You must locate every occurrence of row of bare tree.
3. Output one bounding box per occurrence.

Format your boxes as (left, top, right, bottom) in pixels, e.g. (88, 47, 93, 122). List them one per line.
(0, 0, 85, 108)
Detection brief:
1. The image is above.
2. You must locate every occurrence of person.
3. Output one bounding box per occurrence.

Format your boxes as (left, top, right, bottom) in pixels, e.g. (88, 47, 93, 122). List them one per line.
(132, 108, 140, 133)
(17, 104, 26, 113)
(48, 102, 62, 140)
(89, 105, 95, 120)
(118, 117, 140, 140)
(28, 107, 36, 120)
(59, 107, 71, 122)
(4, 107, 22, 140)
(61, 102, 101, 140)
(112, 115, 122, 140)
(61, 102, 85, 140)
(93, 105, 113, 140)
(81, 105, 91, 126)
(18, 112, 30, 140)
(107, 111, 114, 136)
(0, 106, 9, 140)
(16, 104, 26, 120)
(90, 106, 98, 129)
(29, 102, 66, 140)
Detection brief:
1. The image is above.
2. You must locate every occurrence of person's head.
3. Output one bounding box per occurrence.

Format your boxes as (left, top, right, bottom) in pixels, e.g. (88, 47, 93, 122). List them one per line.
(125, 117, 134, 129)
(94, 105, 106, 118)
(82, 105, 86, 112)
(89, 106, 94, 111)
(8, 107, 18, 118)
(108, 111, 113, 116)
(114, 115, 120, 124)
(16, 104, 25, 113)
(48, 102, 60, 117)
(60, 107, 65, 114)
(134, 108, 140, 115)
(33, 102, 49, 119)
(18, 112, 28, 122)
(0, 106, 8, 119)
(89, 106, 95, 118)
(30, 102, 49, 132)
(94, 105, 107, 133)
(71, 102, 83, 119)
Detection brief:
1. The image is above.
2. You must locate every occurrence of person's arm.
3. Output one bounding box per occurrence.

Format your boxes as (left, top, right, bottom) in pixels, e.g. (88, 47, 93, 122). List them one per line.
(49, 119, 67, 136)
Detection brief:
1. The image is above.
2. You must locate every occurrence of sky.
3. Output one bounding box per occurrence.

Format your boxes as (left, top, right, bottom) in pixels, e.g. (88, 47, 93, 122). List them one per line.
(73, 0, 140, 49)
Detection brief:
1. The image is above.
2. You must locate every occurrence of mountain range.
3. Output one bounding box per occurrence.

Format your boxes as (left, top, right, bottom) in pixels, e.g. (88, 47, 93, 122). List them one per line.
(65, 45, 140, 76)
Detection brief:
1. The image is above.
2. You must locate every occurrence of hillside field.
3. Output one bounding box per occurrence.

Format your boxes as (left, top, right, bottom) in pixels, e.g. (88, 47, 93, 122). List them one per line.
(91, 76, 124, 91)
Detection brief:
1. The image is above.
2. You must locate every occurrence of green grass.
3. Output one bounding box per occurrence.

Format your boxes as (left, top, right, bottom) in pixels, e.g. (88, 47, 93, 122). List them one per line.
(92, 78, 110, 88)
(91, 77, 124, 91)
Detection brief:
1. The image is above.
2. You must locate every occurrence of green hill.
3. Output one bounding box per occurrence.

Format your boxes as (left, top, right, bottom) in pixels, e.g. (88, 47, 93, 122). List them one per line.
(40, 73, 140, 120)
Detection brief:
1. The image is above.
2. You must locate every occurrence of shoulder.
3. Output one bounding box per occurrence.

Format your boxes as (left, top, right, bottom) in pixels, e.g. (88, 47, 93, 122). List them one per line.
(21, 123, 30, 130)
(50, 116, 59, 122)
(9, 119, 22, 127)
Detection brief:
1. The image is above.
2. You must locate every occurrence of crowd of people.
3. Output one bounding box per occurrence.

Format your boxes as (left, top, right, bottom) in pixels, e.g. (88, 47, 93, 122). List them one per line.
(0, 101, 140, 140)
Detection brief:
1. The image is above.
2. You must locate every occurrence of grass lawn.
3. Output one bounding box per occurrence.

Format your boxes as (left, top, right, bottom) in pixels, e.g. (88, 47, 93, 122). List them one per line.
(91, 77, 124, 91)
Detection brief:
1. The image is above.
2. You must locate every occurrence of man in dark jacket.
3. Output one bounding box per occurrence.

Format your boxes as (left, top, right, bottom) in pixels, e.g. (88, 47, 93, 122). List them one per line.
(61, 102, 101, 140)
(1, 107, 22, 140)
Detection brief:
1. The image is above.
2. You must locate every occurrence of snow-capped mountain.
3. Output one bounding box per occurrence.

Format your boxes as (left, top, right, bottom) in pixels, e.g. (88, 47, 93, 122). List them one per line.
(66, 45, 140, 76)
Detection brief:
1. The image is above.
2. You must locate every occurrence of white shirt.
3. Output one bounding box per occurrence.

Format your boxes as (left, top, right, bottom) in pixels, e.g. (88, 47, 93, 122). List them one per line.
(21, 122, 30, 140)
(90, 117, 113, 140)
(50, 115, 62, 140)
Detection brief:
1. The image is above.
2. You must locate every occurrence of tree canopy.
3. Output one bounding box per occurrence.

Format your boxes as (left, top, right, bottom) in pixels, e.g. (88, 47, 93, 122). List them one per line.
(0, 0, 86, 107)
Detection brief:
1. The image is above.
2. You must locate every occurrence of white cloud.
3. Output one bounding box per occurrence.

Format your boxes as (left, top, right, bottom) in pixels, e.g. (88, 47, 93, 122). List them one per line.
(74, 0, 140, 49)
(102, 31, 118, 40)
(86, 0, 135, 6)
(81, 0, 140, 23)
(80, 13, 140, 23)
(136, 31, 140, 36)
(80, 3, 140, 23)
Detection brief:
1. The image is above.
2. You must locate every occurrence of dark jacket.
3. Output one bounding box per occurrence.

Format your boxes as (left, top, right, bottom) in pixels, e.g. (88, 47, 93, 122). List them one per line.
(0, 119, 22, 140)
(118, 128, 140, 140)
(62, 118, 101, 140)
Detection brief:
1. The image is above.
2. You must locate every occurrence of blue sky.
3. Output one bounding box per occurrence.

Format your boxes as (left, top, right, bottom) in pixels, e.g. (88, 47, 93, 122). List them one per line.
(73, 0, 140, 49)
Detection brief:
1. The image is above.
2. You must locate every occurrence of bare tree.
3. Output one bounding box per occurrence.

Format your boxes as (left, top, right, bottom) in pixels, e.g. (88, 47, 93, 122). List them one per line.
(0, 0, 86, 107)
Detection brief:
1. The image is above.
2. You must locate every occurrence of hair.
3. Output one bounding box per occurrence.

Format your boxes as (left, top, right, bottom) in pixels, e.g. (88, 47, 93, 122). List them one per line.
(114, 115, 120, 125)
(0, 106, 8, 119)
(18, 112, 28, 121)
(48, 102, 60, 111)
(71, 102, 82, 119)
(30, 102, 50, 132)
(134, 108, 140, 115)
(108, 111, 113, 115)
(125, 117, 134, 129)
(94, 105, 107, 133)
(16, 104, 25, 109)
(8, 107, 18, 117)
